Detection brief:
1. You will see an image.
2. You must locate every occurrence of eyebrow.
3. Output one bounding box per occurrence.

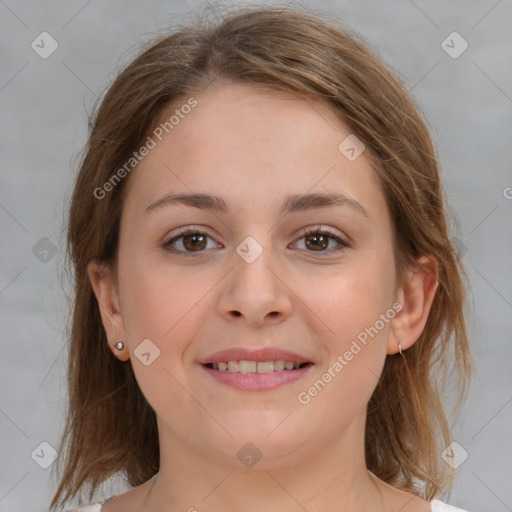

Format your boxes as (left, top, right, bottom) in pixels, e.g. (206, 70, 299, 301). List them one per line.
(145, 191, 368, 217)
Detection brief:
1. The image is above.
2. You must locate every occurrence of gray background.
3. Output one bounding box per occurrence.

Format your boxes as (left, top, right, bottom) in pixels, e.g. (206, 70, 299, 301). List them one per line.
(1, 0, 511, 511)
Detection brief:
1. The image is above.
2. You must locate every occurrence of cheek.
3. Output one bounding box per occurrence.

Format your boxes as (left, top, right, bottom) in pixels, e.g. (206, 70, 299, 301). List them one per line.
(119, 251, 205, 340)
(117, 256, 223, 389)
(296, 251, 395, 343)
(293, 252, 395, 409)
(118, 262, 209, 414)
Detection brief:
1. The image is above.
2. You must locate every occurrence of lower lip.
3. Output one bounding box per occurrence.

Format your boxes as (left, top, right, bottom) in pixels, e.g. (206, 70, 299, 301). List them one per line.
(200, 364, 313, 391)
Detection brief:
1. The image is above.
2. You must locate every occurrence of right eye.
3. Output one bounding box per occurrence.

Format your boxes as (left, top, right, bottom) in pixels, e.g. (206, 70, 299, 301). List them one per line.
(163, 228, 222, 254)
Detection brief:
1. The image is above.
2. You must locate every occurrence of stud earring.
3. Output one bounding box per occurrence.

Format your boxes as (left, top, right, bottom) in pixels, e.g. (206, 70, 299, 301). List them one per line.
(114, 341, 124, 351)
(398, 343, 402, 355)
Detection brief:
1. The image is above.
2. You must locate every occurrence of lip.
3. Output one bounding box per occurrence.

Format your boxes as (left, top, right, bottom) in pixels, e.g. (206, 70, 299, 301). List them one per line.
(200, 362, 314, 391)
(198, 347, 314, 391)
(199, 347, 312, 365)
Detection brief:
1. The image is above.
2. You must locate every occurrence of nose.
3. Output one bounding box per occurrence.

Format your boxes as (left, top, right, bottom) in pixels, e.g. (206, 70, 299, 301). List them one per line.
(217, 243, 293, 327)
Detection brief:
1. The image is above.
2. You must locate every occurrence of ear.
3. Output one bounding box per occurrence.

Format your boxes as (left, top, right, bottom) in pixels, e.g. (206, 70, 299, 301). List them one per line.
(87, 260, 130, 361)
(387, 255, 439, 354)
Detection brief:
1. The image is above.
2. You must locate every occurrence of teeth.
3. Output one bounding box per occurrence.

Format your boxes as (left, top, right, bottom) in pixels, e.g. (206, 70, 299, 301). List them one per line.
(273, 360, 285, 371)
(256, 361, 274, 373)
(239, 361, 257, 374)
(208, 360, 306, 373)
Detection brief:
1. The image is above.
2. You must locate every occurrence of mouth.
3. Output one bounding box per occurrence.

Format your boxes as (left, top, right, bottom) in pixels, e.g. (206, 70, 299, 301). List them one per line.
(199, 348, 314, 391)
(203, 360, 313, 373)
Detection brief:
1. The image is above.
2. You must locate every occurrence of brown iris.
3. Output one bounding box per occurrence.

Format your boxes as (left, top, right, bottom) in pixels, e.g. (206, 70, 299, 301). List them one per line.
(182, 233, 207, 251)
(305, 233, 329, 251)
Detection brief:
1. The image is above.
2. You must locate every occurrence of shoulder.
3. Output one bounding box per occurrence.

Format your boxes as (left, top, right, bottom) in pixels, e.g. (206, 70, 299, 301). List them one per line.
(431, 499, 469, 512)
(64, 497, 469, 512)
(64, 497, 112, 511)
(64, 487, 147, 512)
(64, 505, 103, 512)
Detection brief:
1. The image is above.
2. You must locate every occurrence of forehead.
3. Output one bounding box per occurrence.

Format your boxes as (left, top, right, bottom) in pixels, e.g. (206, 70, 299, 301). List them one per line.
(124, 82, 386, 218)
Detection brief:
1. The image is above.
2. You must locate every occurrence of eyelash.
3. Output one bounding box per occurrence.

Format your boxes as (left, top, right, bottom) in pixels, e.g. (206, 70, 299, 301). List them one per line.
(163, 228, 219, 255)
(163, 226, 350, 255)
(297, 227, 350, 252)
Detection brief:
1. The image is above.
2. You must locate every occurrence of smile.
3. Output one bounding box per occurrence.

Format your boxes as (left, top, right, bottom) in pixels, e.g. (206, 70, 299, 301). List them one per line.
(204, 360, 311, 373)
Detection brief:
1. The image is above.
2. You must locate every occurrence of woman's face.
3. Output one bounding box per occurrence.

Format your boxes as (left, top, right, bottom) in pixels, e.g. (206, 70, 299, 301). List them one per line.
(105, 83, 402, 467)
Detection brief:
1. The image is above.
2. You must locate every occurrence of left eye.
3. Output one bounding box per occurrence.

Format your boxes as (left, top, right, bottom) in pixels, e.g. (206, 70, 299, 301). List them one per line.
(292, 229, 348, 252)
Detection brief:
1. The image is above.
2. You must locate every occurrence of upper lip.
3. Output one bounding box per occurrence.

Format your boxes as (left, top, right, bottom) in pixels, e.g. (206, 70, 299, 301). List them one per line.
(199, 347, 312, 365)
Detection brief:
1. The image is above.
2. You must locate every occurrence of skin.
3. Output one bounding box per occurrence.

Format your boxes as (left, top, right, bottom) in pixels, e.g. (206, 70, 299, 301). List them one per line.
(89, 82, 438, 512)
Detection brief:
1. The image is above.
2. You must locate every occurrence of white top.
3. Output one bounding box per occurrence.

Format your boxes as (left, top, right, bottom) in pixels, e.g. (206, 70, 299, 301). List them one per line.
(431, 500, 468, 511)
(66, 499, 468, 511)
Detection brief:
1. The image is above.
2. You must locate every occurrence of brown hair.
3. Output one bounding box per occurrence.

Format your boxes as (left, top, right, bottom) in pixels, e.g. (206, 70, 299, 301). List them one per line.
(51, 5, 472, 509)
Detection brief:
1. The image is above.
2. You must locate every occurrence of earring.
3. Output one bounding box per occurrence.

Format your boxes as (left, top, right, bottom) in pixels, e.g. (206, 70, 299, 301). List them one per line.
(398, 343, 402, 355)
(114, 341, 124, 351)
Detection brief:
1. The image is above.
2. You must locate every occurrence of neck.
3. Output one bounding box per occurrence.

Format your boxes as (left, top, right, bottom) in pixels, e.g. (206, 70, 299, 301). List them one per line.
(142, 410, 385, 512)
